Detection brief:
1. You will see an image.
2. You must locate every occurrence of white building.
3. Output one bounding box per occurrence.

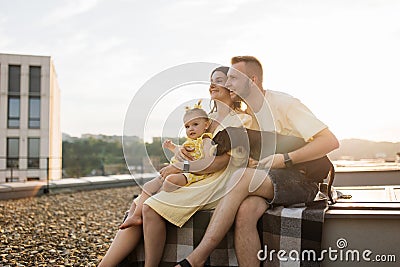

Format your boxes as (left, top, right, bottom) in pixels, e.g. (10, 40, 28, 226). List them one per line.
(0, 53, 61, 182)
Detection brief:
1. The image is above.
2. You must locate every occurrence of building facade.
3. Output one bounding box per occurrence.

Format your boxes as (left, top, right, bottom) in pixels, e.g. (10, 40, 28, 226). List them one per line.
(0, 53, 61, 182)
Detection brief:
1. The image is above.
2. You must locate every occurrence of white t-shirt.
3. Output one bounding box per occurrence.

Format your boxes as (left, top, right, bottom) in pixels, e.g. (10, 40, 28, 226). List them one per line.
(252, 90, 327, 142)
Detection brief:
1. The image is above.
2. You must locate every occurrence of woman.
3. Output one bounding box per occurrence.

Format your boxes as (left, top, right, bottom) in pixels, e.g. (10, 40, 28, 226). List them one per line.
(98, 66, 252, 267)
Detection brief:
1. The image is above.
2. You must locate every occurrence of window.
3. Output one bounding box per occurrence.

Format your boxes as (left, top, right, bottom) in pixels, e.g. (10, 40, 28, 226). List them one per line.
(8, 65, 21, 128)
(29, 97, 40, 128)
(8, 65, 21, 94)
(7, 138, 19, 168)
(8, 97, 20, 128)
(29, 66, 41, 94)
(28, 66, 41, 128)
(28, 138, 40, 169)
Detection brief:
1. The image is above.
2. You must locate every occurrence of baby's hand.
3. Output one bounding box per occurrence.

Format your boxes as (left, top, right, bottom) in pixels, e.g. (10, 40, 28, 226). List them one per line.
(163, 140, 175, 151)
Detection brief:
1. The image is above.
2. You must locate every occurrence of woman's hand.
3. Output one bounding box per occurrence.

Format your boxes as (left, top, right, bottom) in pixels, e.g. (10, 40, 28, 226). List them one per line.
(247, 157, 259, 168)
(257, 154, 286, 169)
(159, 164, 181, 178)
(174, 146, 195, 161)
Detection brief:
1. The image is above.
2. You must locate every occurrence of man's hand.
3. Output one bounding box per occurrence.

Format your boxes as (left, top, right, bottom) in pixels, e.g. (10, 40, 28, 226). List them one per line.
(257, 154, 286, 169)
(159, 164, 181, 178)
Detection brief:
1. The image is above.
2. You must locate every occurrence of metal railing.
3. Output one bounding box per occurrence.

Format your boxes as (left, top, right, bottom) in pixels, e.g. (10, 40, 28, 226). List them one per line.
(0, 156, 62, 194)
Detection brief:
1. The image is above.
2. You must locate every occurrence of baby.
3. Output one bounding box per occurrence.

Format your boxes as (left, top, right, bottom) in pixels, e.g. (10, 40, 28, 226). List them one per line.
(120, 102, 214, 228)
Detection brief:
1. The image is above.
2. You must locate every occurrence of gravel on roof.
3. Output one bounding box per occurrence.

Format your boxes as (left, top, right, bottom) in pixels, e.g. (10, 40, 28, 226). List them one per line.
(0, 186, 140, 266)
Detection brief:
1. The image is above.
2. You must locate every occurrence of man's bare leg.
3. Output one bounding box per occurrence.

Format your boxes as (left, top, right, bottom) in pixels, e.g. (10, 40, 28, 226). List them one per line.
(120, 177, 163, 229)
(235, 196, 269, 266)
(99, 203, 142, 267)
(176, 168, 273, 267)
(142, 204, 167, 267)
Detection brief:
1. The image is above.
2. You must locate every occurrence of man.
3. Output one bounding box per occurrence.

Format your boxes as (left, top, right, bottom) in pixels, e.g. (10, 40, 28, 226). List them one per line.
(177, 56, 339, 267)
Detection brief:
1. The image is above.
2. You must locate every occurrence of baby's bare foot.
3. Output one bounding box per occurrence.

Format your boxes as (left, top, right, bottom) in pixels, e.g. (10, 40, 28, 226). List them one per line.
(119, 215, 143, 229)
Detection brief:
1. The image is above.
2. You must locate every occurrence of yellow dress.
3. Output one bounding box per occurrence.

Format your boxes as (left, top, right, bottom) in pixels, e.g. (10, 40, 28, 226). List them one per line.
(144, 111, 252, 227)
(170, 132, 213, 185)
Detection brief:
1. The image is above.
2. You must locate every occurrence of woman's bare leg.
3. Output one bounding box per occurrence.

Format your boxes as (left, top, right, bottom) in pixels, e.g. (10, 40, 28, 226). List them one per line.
(120, 177, 163, 229)
(142, 204, 167, 267)
(99, 203, 143, 267)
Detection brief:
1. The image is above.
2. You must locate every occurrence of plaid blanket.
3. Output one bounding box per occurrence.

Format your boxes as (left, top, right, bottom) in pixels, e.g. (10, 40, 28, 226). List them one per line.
(118, 200, 328, 267)
(260, 200, 328, 267)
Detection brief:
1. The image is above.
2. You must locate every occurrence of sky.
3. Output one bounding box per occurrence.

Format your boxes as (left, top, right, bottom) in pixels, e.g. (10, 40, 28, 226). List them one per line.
(1, 0, 399, 142)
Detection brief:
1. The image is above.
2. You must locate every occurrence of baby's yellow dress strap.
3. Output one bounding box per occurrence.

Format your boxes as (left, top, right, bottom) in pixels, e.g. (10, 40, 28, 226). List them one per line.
(199, 132, 213, 140)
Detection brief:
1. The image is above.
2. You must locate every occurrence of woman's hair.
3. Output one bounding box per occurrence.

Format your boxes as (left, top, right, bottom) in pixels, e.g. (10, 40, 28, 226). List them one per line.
(209, 66, 242, 113)
(210, 66, 229, 78)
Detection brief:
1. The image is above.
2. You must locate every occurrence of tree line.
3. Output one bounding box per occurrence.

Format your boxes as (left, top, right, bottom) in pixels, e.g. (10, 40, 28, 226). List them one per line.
(62, 136, 185, 178)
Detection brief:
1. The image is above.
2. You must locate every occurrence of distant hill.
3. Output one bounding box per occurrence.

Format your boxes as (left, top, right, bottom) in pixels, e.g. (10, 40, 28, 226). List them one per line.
(329, 139, 400, 161)
(62, 133, 130, 143)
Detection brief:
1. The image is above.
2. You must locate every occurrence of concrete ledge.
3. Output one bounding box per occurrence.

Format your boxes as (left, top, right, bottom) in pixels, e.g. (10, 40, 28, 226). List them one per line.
(50, 178, 91, 188)
(333, 170, 400, 186)
(2, 171, 399, 200)
(0, 174, 157, 200)
(0, 185, 13, 193)
(0, 181, 47, 199)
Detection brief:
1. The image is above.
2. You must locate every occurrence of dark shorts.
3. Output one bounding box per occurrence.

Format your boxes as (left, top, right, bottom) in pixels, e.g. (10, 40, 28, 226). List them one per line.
(266, 168, 319, 207)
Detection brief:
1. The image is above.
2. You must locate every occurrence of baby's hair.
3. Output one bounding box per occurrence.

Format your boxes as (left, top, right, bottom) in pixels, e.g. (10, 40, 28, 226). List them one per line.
(184, 100, 208, 122)
(183, 108, 209, 122)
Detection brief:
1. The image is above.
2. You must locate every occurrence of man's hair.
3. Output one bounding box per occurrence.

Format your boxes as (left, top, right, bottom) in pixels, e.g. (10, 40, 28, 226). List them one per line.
(231, 56, 263, 83)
